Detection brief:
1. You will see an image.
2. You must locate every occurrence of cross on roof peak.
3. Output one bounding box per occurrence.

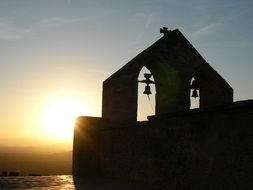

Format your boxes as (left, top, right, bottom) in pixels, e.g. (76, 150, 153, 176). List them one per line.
(160, 27, 170, 36)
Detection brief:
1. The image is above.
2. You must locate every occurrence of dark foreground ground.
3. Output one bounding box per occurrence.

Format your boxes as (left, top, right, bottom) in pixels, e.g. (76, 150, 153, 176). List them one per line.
(0, 175, 148, 189)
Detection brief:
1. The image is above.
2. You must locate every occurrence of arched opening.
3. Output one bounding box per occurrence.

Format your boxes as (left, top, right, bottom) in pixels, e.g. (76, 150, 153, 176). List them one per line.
(190, 77, 200, 109)
(137, 67, 156, 121)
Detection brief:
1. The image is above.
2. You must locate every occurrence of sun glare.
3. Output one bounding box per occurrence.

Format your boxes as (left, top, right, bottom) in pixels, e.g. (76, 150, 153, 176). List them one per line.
(41, 96, 87, 140)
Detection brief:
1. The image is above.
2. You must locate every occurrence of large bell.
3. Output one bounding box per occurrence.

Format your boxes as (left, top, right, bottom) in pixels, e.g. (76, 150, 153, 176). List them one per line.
(143, 85, 152, 95)
(192, 89, 199, 98)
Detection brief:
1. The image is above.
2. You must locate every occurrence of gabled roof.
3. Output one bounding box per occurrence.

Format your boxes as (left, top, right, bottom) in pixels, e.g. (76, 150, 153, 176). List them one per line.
(102, 29, 233, 123)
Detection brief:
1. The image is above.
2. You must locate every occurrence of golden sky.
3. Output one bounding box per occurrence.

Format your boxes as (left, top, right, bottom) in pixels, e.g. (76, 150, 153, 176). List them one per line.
(0, 0, 252, 146)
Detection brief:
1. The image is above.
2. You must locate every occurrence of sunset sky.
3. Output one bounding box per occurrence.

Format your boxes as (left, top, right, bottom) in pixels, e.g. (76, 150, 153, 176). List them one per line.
(0, 0, 252, 146)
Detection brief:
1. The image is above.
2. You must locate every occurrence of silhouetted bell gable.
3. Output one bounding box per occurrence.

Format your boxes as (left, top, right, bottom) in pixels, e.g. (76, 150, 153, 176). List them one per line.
(102, 29, 233, 123)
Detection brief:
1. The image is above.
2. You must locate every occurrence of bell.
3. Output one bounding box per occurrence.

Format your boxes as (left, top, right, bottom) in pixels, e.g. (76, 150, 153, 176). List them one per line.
(143, 85, 152, 95)
(190, 80, 199, 90)
(192, 89, 198, 98)
(144, 73, 152, 79)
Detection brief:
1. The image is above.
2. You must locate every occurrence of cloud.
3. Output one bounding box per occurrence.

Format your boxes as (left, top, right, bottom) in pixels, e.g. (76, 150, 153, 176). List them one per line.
(0, 16, 82, 41)
(0, 21, 30, 40)
(191, 22, 223, 38)
(134, 12, 158, 29)
(189, 12, 234, 39)
(35, 17, 81, 28)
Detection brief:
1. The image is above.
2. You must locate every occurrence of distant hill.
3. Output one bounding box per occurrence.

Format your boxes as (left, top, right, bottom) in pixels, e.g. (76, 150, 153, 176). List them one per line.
(0, 143, 72, 154)
(0, 145, 72, 176)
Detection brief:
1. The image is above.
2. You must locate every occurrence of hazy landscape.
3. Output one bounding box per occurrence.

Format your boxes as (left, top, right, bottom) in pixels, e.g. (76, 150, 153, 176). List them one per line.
(0, 144, 72, 176)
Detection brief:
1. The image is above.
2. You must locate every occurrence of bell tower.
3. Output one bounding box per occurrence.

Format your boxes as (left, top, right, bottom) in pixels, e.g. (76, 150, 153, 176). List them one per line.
(102, 29, 233, 124)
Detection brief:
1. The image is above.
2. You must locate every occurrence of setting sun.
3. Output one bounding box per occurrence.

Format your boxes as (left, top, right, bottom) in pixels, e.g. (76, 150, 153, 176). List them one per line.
(41, 96, 88, 140)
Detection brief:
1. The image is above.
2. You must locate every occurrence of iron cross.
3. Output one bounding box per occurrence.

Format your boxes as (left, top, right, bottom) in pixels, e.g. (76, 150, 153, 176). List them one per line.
(160, 27, 169, 36)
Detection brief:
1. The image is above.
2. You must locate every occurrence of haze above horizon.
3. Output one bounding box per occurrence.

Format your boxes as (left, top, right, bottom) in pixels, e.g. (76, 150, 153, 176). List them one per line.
(0, 0, 252, 146)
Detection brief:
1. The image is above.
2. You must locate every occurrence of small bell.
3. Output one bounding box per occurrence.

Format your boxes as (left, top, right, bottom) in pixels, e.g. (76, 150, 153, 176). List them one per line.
(143, 85, 152, 95)
(192, 89, 199, 98)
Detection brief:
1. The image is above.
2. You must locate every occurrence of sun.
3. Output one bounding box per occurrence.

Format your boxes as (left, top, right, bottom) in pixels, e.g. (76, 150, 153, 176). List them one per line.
(41, 96, 87, 140)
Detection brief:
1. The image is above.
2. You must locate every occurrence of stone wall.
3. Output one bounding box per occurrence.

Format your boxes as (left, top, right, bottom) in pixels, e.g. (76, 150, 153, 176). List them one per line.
(146, 100, 253, 189)
(73, 100, 253, 189)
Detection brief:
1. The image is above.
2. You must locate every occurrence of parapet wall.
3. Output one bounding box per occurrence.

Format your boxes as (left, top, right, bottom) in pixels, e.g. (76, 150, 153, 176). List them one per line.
(73, 100, 253, 189)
